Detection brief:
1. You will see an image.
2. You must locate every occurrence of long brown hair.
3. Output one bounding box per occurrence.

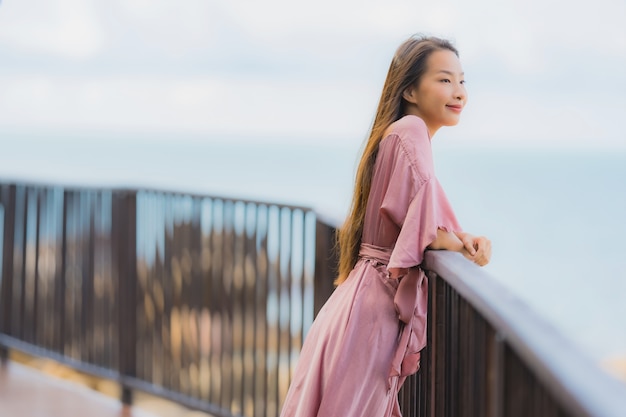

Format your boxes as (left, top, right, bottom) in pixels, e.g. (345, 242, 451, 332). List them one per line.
(335, 35, 459, 285)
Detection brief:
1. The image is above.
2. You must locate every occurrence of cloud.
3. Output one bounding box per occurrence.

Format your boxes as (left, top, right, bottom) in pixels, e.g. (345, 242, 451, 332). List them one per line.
(0, 0, 624, 148)
(0, 74, 376, 142)
(0, 0, 105, 59)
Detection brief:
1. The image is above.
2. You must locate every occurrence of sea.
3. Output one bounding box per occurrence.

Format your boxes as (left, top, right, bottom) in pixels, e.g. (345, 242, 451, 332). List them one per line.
(1, 132, 625, 372)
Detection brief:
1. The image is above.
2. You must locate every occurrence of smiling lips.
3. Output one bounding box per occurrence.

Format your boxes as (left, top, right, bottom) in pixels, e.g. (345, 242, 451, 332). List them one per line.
(446, 104, 463, 113)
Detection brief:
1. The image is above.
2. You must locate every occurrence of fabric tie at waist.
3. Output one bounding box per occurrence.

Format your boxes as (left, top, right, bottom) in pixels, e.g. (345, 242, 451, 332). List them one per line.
(358, 243, 428, 386)
(358, 243, 393, 266)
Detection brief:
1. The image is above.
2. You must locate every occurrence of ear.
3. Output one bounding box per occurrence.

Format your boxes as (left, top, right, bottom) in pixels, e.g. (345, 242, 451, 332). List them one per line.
(402, 86, 418, 105)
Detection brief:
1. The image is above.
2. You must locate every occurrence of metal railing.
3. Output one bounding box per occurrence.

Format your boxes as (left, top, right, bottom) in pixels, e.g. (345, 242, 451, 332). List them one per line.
(0, 182, 332, 417)
(1, 181, 625, 417)
(397, 251, 626, 417)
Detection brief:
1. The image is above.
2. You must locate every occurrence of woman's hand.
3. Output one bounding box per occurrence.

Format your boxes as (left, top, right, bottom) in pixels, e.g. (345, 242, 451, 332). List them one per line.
(428, 229, 492, 266)
(456, 232, 491, 266)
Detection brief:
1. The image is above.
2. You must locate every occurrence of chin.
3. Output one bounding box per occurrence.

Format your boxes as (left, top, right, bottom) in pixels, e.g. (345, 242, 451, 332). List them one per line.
(444, 118, 461, 127)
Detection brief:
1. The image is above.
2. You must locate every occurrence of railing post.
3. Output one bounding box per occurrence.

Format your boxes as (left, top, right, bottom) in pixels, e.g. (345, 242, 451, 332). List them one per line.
(313, 219, 337, 316)
(113, 190, 137, 405)
(0, 185, 16, 363)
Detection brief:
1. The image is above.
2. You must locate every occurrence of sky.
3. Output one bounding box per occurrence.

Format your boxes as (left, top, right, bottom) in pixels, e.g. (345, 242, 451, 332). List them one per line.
(0, 0, 625, 150)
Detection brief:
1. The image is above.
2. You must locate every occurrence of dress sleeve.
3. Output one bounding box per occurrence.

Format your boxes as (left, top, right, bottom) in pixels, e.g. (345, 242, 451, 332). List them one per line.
(387, 176, 462, 269)
(381, 133, 461, 268)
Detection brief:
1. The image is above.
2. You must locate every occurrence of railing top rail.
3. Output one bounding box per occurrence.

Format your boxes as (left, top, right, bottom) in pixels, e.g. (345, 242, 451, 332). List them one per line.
(423, 250, 626, 417)
(0, 179, 313, 212)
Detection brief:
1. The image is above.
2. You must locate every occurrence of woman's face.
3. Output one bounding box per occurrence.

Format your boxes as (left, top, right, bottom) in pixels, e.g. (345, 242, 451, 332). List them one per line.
(403, 49, 467, 137)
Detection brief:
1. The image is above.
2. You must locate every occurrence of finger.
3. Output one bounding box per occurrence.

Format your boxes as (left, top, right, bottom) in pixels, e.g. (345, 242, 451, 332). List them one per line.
(470, 237, 491, 266)
(475, 255, 487, 266)
(482, 239, 492, 261)
(475, 238, 490, 258)
(462, 237, 477, 256)
(475, 237, 488, 250)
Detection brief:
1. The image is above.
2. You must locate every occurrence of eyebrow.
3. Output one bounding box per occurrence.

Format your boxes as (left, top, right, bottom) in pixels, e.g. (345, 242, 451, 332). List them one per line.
(436, 70, 465, 76)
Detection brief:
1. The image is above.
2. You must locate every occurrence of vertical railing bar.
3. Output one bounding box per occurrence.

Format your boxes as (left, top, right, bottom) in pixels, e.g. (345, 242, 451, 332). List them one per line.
(93, 192, 102, 367)
(37, 188, 45, 348)
(179, 195, 189, 397)
(255, 203, 262, 416)
(219, 198, 226, 410)
(9, 186, 21, 339)
(425, 272, 433, 417)
(235, 201, 242, 413)
(156, 193, 165, 391)
(237, 201, 245, 413)
(199, 196, 210, 403)
(116, 190, 138, 405)
(249, 203, 257, 417)
(57, 190, 68, 355)
(29, 187, 41, 344)
(228, 200, 236, 413)
(219, 197, 227, 411)
(298, 210, 307, 387)
(173, 194, 182, 394)
(487, 331, 504, 417)
(187, 196, 197, 398)
(32, 188, 42, 347)
(20, 187, 31, 343)
(0, 184, 16, 362)
(210, 197, 221, 407)
(50, 187, 67, 354)
(450, 284, 460, 417)
(219, 196, 227, 409)
(313, 219, 336, 317)
(205, 197, 214, 405)
(473, 309, 484, 417)
(165, 194, 175, 393)
(140, 192, 148, 383)
(286, 208, 294, 403)
(67, 190, 75, 358)
(68, 191, 78, 360)
(17, 186, 28, 341)
(260, 204, 270, 417)
(246, 202, 258, 417)
(86, 192, 96, 363)
(192, 197, 202, 401)
(162, 193, 169, 392)
(275, 206, 283, 416)
(154, 192, 164, 388)
(77, 191, 86, 361)
(182, 196, 189, 397)
(457, 298, 466, 417)
(78, 191, 87, 360)
(436, 277, 447, 417)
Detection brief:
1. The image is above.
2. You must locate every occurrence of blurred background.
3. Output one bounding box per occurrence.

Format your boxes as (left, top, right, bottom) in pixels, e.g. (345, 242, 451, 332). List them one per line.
(0, 0, 625, 378)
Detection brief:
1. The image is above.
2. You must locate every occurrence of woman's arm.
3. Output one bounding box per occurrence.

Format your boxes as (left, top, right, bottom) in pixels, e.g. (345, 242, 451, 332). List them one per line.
(427, 229, 492, 266)
(389, 229, 491, 278)
(427, 229, 465, 252)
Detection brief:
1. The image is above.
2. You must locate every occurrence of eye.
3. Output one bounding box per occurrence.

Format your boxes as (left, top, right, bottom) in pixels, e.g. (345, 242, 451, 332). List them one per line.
(440, 79, 451, 83)
(460, 80, 466, 85)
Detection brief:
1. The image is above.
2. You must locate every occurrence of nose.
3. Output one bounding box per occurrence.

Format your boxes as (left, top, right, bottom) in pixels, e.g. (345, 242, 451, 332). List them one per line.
(454, 83, 467, 101)
(455, 83, 467, 103)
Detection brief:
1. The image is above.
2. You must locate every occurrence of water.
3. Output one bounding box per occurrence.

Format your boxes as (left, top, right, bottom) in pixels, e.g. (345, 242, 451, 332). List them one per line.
(1, 132, 625, 366)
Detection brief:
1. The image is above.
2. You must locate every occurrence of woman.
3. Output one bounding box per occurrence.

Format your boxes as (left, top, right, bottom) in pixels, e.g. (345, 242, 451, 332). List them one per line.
(280, 35, 492, 417)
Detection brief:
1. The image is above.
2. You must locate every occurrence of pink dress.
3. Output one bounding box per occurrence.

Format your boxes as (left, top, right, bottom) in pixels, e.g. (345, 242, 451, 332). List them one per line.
(280, 115, 462, 417)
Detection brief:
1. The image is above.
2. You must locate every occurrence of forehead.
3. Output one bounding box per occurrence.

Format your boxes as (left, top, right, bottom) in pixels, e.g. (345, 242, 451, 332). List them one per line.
(425, 49, 463, 73)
